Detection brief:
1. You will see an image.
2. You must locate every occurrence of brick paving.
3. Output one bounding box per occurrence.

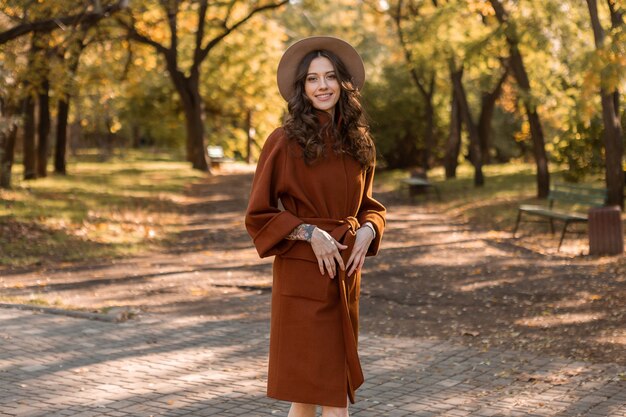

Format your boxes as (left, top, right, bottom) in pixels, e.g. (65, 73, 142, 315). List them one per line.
(1, 308, 625, 416)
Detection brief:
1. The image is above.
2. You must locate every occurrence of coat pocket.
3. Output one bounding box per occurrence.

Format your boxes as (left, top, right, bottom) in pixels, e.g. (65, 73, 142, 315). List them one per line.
(277, 257, 331, 301)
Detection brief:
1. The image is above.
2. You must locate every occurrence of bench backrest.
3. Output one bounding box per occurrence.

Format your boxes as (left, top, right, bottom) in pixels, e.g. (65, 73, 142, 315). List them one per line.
(548, 183, 607, 209)
(207, 146, 224, 159)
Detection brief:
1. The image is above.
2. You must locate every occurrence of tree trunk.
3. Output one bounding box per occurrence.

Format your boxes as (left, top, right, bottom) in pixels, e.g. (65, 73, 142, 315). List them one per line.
(0, 120, 18, 189)
(489, 0, 550, 198)
(245, 108, 253, 164)
(55, 37, 84, 175)
(393, 3, 436, 172)
(23, 95, 37, 180)
(0, 126, 17, 189)
(168, 66, 209, 172)
(478, 64, 509, 165)
(422, 79, 435, 172)
(55, 96, 70, 174)
(444, 86, 462, 179)
(587, 0, 625, 208)
(450, 62, 484, 186)
(608, 0, 622, 114)
(37, 77, 50, 178)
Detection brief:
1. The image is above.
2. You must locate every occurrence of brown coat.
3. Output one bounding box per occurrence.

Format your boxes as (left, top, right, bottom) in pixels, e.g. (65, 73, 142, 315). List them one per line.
(245, 113, 386, 407)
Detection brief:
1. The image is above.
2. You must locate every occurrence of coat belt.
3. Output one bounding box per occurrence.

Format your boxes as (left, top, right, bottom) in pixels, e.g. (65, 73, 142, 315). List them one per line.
(301, 216, 364, 403)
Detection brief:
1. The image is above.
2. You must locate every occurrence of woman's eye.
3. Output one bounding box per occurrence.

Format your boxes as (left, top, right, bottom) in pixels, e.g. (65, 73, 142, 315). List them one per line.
(307, 77, 317, 82)
(327, 74, 336, 80)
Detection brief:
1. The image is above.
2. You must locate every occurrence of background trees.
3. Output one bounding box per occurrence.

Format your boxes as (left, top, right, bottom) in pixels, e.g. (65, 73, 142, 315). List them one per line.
(0, 0, 623, 208)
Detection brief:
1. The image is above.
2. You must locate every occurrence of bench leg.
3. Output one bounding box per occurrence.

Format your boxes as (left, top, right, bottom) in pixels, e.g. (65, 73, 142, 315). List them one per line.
(557, 221, 571, 252)
(513, 210, 523, 237)
(549, 218, 555, 234)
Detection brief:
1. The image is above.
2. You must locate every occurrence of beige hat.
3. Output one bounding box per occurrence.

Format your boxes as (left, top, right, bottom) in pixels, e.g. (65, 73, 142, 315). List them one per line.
(276, 36, 365, 102)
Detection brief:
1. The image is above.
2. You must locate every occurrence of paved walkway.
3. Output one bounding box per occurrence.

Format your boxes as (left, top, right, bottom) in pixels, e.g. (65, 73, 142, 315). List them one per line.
(1, 308, 625, 417)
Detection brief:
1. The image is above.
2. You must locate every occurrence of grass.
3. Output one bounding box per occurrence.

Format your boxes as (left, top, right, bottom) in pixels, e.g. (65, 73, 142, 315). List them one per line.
(377, 162, 609, 232)
(0, 154, 618, 268)
(0, 150, 206, 268)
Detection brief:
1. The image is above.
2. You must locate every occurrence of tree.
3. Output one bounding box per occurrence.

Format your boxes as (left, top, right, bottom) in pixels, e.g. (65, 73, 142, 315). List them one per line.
(477, 61, 509, 164)
(119, 0, 289, 171)
(1, 0, 130, 180)
(392, 0, 438, 173)
(54, 36, 86, 175)
(443, 83, 462, 178)
(487, 0, 550, 198)
(0, 69, 19, 188)
(586, 0, 625, 208)
(449, 60, 484, 186)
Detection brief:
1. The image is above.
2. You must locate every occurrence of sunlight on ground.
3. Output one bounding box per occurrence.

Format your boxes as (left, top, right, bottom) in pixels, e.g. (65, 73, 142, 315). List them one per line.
(597, 329, 626, 346)
(457, 277, 523, 292)
(516, 312, 605, 328)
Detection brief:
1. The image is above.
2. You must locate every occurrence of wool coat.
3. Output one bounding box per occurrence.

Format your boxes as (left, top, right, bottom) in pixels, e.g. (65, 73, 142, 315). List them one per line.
(245, 112, 386, 407)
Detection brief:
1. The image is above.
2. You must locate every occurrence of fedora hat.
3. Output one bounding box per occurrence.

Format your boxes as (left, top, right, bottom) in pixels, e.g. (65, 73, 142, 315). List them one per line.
(276, 36, 365, 102)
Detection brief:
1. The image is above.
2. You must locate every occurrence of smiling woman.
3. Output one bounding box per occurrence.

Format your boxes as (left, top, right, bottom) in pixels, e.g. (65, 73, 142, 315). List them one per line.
(245, 36, 386, 417)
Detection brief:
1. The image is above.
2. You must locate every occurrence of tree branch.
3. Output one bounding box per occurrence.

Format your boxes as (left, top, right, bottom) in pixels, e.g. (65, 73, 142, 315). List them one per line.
(194, 0, 288, 71)
(607, 0, 624, 28)
(0, 0, 128, 45)
(116, 13, 170, 57)
(194, 0, 210, 69)
(164, 0, 178, 62)
(392, 0, 430, 98)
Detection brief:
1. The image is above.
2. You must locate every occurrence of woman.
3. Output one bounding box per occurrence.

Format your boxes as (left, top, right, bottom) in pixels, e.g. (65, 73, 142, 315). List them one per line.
(245, 36, 386, 417)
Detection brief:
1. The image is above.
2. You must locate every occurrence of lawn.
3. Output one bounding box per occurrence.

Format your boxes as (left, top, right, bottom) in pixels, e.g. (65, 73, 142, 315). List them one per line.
(1, 156, 620, 268)
(377, 163, 609, 233)
(0, 151, 206, 268)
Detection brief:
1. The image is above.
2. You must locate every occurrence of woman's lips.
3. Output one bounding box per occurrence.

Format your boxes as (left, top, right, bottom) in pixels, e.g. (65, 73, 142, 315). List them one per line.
(316, 93, 333, 101)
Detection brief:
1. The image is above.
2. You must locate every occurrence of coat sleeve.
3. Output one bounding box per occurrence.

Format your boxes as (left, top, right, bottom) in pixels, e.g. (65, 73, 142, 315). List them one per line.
(357, 164, 386, 256)
(245, 128, 304, 258)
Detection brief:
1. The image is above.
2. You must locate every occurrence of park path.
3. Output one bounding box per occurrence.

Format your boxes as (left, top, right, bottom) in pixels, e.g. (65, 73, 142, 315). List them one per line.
(1, 164, 626, 416)
(1, 307, 625, 417)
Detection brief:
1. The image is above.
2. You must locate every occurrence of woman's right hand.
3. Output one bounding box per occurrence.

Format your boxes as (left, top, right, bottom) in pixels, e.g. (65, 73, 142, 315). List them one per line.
(310, 228, 347, 279)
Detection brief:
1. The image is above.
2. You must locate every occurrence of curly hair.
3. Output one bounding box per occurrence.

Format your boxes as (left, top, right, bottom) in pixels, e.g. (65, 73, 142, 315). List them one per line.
(282, 49, 375, 168)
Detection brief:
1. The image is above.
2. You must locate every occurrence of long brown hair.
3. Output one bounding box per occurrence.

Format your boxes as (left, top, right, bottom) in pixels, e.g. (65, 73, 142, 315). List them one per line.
(283, 49, 375, 168)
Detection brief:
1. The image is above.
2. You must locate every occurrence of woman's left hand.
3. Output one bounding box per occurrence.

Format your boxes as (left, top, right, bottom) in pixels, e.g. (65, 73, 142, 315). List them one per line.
(346, 226, 375, 276)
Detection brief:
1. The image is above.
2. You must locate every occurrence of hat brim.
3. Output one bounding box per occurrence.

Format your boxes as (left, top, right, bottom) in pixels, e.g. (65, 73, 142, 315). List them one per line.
(276, 36, 365, 102)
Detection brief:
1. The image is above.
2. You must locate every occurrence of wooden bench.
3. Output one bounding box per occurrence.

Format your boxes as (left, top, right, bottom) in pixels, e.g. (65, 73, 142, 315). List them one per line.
(512, 183, 608, 251)
(401, 177, 441, 202)
(207, 146, 225, 169)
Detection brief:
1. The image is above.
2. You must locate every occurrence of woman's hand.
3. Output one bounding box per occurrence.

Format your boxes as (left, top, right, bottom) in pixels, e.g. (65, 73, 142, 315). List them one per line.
(310, 228, 347, 279)
(346, 225, 375, 276)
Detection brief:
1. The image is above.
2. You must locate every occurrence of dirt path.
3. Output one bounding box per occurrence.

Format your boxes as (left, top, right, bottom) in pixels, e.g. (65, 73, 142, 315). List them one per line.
(1, 164, 625, 365)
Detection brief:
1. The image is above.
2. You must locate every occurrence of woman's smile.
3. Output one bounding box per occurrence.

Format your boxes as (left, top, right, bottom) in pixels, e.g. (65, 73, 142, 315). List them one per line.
(316, 92, 333, 101)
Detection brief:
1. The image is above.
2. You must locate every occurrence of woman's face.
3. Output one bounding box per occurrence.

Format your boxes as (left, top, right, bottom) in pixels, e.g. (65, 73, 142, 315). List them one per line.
(304, 56, 340, 115)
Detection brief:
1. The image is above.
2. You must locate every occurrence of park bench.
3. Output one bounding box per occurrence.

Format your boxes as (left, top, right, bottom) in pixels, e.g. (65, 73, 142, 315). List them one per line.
(512, 183, 608, 251)
(207, 145, 225, 169)
(401, 176, 441, 202)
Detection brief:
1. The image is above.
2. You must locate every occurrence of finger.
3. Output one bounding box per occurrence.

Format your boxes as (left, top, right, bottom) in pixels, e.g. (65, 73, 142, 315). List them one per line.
(358, 255, 366, 272)
(348, 252, 364, 276)
(324, 258, 334, 278)
(334, 250, 345, 270)
(317, 258, 325, 276)
(329, 257, 336, 277)
(346, 246, 364, 275)
(347, 247, 363, 270)
(345, 253, 355, 273)
(335, 240, 348, 250)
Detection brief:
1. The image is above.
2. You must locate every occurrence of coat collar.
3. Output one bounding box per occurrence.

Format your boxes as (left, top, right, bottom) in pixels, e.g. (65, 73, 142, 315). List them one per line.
(314, 109, 341, 127)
